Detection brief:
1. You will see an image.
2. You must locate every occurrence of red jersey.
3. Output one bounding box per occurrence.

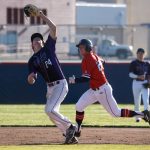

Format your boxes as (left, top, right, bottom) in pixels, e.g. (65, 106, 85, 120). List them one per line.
(81, 52, 107, 89)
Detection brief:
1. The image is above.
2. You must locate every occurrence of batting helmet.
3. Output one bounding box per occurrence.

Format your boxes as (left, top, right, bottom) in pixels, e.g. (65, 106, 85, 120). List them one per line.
(76, 39, 93, 52)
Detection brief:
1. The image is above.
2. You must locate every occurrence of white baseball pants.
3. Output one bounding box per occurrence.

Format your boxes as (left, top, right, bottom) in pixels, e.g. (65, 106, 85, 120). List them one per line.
(76, 83, 121, 117)
(132, 80, 149, 111)
(45, 79, 72, 135)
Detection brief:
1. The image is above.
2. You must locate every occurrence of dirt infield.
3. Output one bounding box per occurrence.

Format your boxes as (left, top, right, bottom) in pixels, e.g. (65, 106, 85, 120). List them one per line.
(0, 127, 150, 145)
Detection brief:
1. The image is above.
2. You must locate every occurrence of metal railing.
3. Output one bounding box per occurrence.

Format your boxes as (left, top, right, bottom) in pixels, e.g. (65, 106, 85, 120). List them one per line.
(0, 24, 149, 61)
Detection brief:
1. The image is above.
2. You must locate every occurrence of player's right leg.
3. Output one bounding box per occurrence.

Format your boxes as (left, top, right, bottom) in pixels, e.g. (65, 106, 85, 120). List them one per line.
(75, 89, 97, 137)
(132, 80, 142, 122)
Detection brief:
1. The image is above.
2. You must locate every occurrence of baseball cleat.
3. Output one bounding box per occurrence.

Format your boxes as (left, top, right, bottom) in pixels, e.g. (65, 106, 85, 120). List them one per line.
(64, 136, 78, 144)
(69, 137, 78, 144)
(64, 125, 76, 144)
(142, 110, 150, 125)
(69, 136, 78, 144)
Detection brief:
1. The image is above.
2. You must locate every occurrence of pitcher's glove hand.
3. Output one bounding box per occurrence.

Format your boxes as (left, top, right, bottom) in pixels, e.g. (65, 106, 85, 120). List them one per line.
(143, 83, 150, 89)
(24, 4, 40, 17)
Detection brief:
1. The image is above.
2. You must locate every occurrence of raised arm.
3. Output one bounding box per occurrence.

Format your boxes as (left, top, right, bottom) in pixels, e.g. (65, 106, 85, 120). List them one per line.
(39, 11, 56, 40)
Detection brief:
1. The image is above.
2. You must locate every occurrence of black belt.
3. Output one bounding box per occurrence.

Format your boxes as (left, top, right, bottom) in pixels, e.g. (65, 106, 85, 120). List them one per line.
(48, 81, 60, 87)
(92, 88, 99, 91)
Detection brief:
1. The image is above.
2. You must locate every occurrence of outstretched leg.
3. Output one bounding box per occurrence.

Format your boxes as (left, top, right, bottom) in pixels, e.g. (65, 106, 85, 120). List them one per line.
(96, 83, 150, 124)
(120, 109, 145, 119)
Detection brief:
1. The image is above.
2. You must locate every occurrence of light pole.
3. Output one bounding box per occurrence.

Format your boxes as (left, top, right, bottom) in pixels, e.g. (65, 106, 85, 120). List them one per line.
(131, 27, 136, 48)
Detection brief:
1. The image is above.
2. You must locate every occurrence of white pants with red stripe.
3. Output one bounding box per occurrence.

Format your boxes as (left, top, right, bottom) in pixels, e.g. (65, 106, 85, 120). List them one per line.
(45, 79, 72, 135)
(76, 83, 122, 117)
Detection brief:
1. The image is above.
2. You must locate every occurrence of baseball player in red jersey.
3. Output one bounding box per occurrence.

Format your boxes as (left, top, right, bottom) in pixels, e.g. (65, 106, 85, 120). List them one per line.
(69, 39, 150, 138)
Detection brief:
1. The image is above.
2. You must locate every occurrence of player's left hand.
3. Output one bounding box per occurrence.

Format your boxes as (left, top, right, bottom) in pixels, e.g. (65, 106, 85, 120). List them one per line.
(69, 75, 75, 84)
(143, 82, 150, 89)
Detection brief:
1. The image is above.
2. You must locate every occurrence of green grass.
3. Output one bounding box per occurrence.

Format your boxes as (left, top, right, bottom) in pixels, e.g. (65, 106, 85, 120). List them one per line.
(0, 104, 149, 127)
(0, 104, 149, 149)
(0, 145, 150, 150)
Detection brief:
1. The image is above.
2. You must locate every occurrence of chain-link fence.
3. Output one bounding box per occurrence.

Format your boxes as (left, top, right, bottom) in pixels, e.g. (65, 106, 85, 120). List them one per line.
(0, 24, 149, 61)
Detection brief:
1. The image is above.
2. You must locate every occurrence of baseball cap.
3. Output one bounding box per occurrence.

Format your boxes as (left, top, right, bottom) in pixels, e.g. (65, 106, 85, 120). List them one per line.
(137, 48, 145, 53)
(31, 33, 43, 42)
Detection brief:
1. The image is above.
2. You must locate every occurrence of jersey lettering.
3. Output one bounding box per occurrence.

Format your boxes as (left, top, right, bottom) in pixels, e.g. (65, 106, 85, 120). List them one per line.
(96, 61, 102, 72)
(45, 59, 52, 68)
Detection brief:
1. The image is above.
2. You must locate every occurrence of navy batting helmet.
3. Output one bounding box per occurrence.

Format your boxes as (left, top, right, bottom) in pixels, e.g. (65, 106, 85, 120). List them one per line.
(76, 39, 93, 52)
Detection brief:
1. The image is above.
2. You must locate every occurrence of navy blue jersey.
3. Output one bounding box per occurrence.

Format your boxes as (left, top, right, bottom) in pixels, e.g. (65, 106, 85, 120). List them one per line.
(28, 35, 65, 83)
(129, 59, 150, 76)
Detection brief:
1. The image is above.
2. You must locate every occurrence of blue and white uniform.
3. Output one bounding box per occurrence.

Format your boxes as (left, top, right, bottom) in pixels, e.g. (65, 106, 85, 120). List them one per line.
(129, 59, 150, 114)
(28, 35, 72, 134)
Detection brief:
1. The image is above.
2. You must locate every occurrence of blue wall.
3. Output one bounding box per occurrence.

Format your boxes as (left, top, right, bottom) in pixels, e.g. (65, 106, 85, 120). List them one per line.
(0, 62, 134, 104)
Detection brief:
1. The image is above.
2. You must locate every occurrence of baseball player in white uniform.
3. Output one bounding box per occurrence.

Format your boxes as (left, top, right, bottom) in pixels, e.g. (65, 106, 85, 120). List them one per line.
(129, 48, 150, 122)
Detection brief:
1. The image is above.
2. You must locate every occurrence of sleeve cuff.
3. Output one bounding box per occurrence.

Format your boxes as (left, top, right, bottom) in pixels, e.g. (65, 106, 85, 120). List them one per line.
(82, 74, 90, 78)
(129, 72, 138, 79)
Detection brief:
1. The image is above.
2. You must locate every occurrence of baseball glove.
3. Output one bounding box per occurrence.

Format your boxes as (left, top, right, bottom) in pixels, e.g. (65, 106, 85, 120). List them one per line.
(24, 4, 40, 17)
(143, 83, 150, 89)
